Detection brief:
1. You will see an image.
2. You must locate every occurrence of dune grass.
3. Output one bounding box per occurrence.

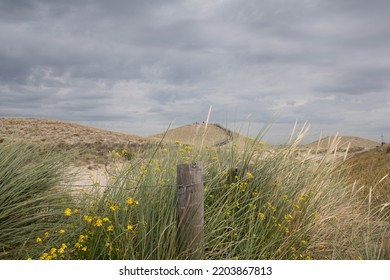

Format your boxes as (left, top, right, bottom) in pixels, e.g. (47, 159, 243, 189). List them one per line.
(0, 139, 74, 259)
(1, 127, 389, 260)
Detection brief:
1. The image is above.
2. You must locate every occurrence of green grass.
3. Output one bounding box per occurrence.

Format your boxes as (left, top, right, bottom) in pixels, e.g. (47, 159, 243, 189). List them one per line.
(1, 130, 389, 260)
(0, 139, 75, 259)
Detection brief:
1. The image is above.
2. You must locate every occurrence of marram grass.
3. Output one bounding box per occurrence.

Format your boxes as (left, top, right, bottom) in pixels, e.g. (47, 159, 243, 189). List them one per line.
(2, 131, 389, 260)
(0, 139, 74, 259)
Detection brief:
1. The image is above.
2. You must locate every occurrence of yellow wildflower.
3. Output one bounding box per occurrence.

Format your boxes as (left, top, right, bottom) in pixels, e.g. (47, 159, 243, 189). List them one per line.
(83, 215, 93, 223)
(127, 224, 134, 231)
(109, 204, 118, 212)
(126, 197, 139, 206)
(78, 234, 88, 243)
(112, 150, 120, 157)
(258, 212, 266, 220)
(93, 218, 103, 227)
(64, 208, 72, 217)
(107, 225, 114, 232)
(58, 229, 65, 234)
(290, 246, 296, 253)
(246, 172, 254, 179)
(36, 237, 42, 243)
(185, 145, 192, 151)
(81, 246, 87, 252)
(44, 232, 49, 238)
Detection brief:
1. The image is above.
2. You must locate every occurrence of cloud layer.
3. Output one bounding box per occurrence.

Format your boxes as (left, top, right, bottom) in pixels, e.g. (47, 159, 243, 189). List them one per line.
(1, 0, 389, 144)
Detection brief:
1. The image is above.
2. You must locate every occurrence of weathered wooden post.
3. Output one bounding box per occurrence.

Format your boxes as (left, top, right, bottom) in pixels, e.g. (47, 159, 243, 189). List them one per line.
(176, 162, 204, 259)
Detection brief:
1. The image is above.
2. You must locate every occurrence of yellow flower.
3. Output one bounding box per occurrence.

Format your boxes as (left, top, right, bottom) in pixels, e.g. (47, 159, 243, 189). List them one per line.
(127, 224, 134, 231)
(78, 234, 88, 243)
(284, 214, 293, 222)
(301, 240, 307, 246)
(64, 208, 72, 217)
(185, 145, 192, 151)
(109, 204, 118, 212)
(246, 172, 254, 179)
(39, 253, 48, 260)
(44, 232, 49, 238)
(258, 212, 266, 220)
(105, 242, 113, 250)
(61, 243, 67, 250)
(58, 229, 65, 234)
(93, 218, 103, 227)
(126, 197, 139, 206)
(36, 237, 42, 243)
(50, 248, 57, 255)
(103, 217, 110, 222)
(107, 225, 114, 232)
(81, 246, 87, 252)
(112, 150, 120, 157)
(26, 258, 32, 260)
(83, 215, 93, 223)
(290, 246, 296, 253)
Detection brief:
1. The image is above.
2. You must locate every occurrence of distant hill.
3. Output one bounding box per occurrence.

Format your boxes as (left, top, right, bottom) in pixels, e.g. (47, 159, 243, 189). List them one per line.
(304, 136, 380, 152)
(152, 123, 259, 148)
(152, 123, 233, 147)
(0, 117, 148, 146)
(0, 117, 152, 165)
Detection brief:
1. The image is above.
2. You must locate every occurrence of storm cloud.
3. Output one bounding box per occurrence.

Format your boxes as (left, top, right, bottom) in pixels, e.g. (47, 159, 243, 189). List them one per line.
(1, 0, 389, 144)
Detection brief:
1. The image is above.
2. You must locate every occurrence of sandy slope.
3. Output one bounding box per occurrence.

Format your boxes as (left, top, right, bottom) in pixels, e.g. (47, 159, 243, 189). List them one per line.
(0, 117, 148, 146)
(304, 135, 380, 151)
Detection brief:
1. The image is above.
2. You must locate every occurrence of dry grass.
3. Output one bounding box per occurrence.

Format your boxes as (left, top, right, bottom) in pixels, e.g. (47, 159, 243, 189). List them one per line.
(0, 117, 153, 167)
(305, 135, 380, 152)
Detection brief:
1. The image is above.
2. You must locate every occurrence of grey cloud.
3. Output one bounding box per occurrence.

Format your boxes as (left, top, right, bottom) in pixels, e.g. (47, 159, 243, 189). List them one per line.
(316, 67, 390, 95)
(1, 0, 389, 143)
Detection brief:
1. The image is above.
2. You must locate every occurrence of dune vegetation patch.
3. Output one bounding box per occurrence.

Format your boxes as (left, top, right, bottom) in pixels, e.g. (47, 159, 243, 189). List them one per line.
(0, 119, 388, 260)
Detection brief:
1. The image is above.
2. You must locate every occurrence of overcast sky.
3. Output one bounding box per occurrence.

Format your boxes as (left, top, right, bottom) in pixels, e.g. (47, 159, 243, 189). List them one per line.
(1, 0, 389, 144)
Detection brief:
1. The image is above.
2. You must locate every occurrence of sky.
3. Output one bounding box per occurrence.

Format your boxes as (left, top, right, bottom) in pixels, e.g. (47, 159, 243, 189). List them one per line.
(1, 0, 389, 144)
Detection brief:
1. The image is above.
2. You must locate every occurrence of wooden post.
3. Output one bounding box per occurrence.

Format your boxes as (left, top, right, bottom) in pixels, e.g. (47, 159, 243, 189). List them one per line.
(176, 162, 204, 259)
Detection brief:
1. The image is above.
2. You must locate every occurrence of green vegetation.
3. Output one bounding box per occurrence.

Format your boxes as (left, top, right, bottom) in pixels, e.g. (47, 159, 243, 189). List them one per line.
(0, 139, 74, 259)
(0, 130, 389, 260)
